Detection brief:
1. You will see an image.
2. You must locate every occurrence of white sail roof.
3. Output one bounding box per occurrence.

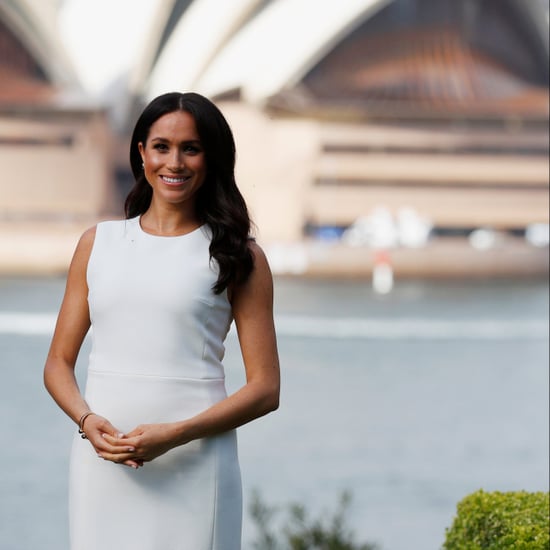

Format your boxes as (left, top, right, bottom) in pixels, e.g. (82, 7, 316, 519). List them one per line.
(0, 0, 78, 87)
(197, 0, 391, 103)
(16, 0, 547, 105)
(145, 0, 262, 99)
(143, 0, 392, 103)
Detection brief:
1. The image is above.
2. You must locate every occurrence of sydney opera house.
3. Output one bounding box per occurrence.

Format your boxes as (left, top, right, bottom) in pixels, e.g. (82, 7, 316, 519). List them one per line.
(0, 0, 548, 276)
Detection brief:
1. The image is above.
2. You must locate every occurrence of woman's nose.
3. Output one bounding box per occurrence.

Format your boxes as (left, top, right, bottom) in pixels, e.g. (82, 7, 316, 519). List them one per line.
(167, 150, 184, 171)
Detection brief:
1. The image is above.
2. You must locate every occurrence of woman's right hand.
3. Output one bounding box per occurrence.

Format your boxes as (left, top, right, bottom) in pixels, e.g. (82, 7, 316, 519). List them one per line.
(81, 414, 143, 469)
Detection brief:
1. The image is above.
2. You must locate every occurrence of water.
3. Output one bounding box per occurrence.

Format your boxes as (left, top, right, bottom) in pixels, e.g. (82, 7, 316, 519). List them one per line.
(0, 276, 548, 550)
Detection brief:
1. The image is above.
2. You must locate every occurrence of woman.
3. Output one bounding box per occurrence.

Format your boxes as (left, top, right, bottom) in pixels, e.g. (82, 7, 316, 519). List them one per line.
(44, 92, 280, 550)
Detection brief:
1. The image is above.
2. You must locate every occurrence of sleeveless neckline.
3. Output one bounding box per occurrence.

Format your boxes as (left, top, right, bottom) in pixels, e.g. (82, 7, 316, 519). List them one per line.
(134, 216, 206, 239)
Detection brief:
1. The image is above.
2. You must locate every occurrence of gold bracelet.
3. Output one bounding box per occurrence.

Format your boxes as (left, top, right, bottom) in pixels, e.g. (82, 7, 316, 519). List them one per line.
(78, 411, 96, 439)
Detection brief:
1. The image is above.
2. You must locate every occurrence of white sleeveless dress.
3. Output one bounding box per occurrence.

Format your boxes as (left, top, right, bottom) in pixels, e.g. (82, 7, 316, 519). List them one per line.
(69, 216, 242, 550)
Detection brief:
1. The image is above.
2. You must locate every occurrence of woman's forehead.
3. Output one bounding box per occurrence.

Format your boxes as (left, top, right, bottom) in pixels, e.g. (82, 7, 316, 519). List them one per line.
(147, 110, 200, 141)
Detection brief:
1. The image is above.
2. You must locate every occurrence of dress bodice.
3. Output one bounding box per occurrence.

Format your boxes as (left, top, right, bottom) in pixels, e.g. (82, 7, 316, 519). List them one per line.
(86, 217, 233, 379)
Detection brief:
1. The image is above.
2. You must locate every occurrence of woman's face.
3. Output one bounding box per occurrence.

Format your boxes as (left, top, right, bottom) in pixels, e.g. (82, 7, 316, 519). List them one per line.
(138, 110, 207, 211)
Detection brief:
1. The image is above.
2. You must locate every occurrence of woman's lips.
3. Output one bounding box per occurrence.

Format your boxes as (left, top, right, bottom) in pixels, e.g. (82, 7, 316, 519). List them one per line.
(160, 175, 189, 186)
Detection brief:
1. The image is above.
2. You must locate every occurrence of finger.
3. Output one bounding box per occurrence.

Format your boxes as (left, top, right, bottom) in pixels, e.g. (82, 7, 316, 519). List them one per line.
(123, 428, 142, 438)
(93, 418, 127, 440)
(98, 434, 136, 455)
(102, 433, 131, 447)
(103, 423, 126, 438)
(97, 450, 140, 466)
(105, 435, 142, 452)
(83, 417, 124, 444)
(89, 417, 117, 435)
(123, 459, 143, 469)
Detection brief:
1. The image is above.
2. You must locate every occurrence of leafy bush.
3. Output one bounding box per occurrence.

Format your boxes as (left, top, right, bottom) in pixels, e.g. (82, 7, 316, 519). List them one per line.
(443, 489, 549, 550)
(249, 490, 379, 550)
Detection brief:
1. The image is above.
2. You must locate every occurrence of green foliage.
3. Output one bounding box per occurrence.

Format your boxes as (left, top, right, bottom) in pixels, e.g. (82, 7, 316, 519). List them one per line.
(443, 489, 550, 550)
(249, 490, 379, 550)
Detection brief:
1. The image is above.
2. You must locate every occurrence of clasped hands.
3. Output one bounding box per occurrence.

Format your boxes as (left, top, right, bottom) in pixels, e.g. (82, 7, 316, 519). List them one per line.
(83, 414, 181, 469)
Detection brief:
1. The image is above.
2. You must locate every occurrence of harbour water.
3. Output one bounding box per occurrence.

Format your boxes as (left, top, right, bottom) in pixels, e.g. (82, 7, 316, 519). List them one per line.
(0, 276, 548, 549)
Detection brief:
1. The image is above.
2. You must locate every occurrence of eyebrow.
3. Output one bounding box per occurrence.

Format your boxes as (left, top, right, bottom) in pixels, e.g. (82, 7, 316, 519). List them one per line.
(150, 137, 201, 144)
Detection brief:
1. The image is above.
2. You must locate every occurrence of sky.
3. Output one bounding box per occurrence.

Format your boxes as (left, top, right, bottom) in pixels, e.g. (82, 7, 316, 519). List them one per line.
(58, 0, 161, 95)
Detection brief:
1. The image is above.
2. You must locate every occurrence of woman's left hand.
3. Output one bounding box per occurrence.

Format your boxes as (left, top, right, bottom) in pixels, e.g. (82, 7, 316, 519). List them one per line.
(102, 423, 180, 464)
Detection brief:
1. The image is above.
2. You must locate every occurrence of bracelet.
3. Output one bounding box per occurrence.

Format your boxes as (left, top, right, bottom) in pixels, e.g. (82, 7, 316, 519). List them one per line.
(78, 411, 96, 439)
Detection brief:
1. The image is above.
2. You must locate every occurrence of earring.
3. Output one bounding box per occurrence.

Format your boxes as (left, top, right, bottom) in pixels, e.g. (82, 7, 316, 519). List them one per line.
(141, 162, 144, 169)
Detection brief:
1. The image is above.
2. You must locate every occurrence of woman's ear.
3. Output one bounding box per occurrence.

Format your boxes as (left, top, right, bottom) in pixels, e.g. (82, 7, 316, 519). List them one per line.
(138, 142, 145, 162)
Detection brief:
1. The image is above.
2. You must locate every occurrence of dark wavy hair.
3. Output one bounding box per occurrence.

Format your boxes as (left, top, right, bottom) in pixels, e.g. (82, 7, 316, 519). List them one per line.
(125, 92, 254, 294)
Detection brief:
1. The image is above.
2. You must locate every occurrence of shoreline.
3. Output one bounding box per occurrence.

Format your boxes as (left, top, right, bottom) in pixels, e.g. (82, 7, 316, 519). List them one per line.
(0, 220, 547, 279)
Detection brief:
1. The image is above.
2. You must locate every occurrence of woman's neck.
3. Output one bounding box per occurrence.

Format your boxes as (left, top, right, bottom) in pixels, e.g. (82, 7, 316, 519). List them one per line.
(140, 201, 200, 237)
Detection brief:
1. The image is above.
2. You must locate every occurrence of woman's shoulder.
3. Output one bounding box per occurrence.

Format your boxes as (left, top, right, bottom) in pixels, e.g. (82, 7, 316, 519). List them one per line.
(88, 217, 137, 241)
(75, 218, 130, 256)
(230, 240, 273, 309)
(244, 240, 273, 289)
(96, 217, 134, 231)
(67, 225, 97, 275)
(248, 240, 269, 269)
(76, 225, 97, 252)
(72, 218, 134, 274)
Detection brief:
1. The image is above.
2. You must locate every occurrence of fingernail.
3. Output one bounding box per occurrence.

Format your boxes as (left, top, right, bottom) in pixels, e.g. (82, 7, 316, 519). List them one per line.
(117, 433, 125, 438)
(127, 447, 135, 452)
(97, 453, 102, 458)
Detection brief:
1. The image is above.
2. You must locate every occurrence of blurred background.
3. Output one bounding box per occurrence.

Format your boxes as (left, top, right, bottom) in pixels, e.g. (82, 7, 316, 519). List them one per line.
(0, 1, 548, 549)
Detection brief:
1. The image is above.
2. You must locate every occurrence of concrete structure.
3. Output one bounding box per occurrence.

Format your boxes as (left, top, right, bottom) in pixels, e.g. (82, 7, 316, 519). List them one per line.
(120, 0, 548, 247)
(135, 0, 548, 106)
(0, 109, 114, 220)
(0, 0, 115, 223)
(0, 0, 548, 276)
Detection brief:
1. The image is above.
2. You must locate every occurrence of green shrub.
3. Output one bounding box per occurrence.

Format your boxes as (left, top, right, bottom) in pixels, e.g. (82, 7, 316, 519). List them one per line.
(249, 490, 379, 550)
(443, 489, 549, 550)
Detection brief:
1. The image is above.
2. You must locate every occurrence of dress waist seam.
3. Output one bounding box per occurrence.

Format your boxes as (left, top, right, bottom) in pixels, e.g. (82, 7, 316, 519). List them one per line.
(87, 368, 225, 383)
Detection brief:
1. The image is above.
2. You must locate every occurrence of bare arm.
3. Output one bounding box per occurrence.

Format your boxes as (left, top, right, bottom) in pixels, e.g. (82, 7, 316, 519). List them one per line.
(44, 227, 140, 467)
(102, 242, 280, 463)
(181, 241, 281, 434)
(44, 226, 95, 423)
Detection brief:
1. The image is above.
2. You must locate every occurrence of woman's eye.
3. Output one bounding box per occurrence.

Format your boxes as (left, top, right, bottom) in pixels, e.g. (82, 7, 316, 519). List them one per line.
(153, 143, 168, 151)
(184, 145, 200, 154)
